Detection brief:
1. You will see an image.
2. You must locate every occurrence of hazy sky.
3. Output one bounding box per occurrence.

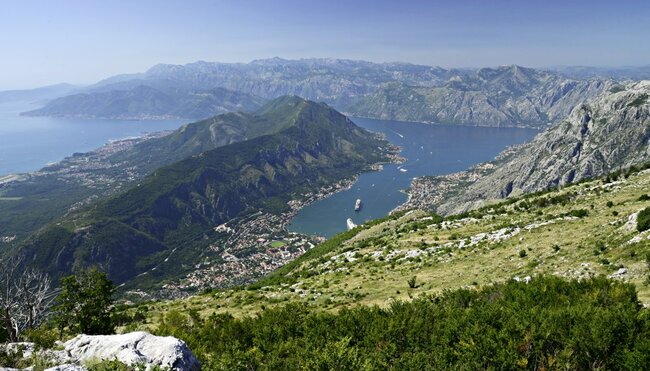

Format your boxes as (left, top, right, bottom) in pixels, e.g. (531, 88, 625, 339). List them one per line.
(1, 0, 649, 89)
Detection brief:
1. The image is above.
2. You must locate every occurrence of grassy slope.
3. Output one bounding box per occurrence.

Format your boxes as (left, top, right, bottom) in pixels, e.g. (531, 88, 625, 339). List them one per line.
(139, 167, 650, 323)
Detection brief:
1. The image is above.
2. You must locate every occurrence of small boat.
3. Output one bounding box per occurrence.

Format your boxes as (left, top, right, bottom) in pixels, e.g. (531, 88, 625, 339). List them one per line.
(399, 168, 408, 173)
(354, 198, 362, 211)
(346, 218, 357, 230)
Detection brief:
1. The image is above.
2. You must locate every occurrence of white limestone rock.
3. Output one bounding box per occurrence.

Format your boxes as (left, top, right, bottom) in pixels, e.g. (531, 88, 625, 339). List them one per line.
(63, 332, 200, 371)
(45, 365, 85, 371)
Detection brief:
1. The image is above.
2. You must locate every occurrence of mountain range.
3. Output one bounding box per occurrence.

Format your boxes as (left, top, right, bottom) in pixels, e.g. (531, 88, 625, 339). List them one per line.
(349, 65, 610, 127)
(18, 59, 621, 127)
(22, 85, 265, 120)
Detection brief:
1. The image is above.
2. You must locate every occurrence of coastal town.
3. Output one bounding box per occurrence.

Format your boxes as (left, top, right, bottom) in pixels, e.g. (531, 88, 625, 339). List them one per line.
(395, 144, 525, 213)
(163, 146, 405, 293)
(37, 131, 170, 190)
(164, 177, 358, 293)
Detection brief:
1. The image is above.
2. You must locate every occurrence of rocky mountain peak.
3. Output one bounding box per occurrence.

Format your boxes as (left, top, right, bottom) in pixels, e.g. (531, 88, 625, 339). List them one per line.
(435, 80, 650, 214)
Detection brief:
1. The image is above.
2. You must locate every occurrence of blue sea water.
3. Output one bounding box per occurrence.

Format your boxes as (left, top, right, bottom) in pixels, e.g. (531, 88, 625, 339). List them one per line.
(288, 117, 539, 237)
(0, 100, 186, 176)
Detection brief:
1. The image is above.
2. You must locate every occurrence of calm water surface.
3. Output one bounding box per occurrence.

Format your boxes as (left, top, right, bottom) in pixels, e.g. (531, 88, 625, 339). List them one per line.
(289, 117, 539, 237)
(0, 101, 186, 176)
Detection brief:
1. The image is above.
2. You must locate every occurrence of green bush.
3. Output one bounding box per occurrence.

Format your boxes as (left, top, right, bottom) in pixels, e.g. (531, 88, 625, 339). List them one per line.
(154, 276, 650, 370)
(22, 326, 58, 350)
(0, 347, 25, 369)
(54, 268, 117, 336)
(638, 207, 650, 232)
(568, 209, 589, 218)
(407, 276, 417, 289)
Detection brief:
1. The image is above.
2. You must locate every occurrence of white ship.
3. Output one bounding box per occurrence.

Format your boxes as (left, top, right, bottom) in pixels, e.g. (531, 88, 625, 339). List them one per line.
(346, 218, 357, 230)
(354, 198, 362, 211)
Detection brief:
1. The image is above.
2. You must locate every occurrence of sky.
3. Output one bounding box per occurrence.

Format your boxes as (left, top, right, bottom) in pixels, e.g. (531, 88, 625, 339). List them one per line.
(1, 0, 649, 89)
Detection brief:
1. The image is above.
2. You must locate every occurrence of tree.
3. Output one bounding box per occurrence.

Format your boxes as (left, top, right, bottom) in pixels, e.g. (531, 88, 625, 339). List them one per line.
(0, 256, 55, 342)
(54, 268, 116, 336)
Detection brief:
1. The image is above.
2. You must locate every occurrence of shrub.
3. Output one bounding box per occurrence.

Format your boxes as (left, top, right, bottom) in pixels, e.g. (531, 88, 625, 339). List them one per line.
(568, 209, 589, 218)
(606, 201, 614, 208)
(638, 194, 650, 201)
(407, 276, 417, 289)
(22, 325, 58, 350)
(153, 276, 650, 370)
(637, 207, 650, 232)
(519, 250, 527, 258)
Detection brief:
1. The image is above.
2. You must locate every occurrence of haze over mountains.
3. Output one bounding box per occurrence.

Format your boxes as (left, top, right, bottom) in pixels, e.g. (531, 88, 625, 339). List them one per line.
(18, 58, 648, 127)
(23, 86, 265, 120)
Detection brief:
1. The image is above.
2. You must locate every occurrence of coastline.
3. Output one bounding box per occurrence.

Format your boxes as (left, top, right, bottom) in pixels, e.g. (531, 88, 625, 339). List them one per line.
(347, 114, 547, 130)
(152, 149, 404, 297)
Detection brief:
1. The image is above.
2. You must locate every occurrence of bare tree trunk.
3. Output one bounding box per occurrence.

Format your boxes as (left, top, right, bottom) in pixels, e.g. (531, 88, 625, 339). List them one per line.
(3, 307, 17, 342)
(0, 256, 54, 342)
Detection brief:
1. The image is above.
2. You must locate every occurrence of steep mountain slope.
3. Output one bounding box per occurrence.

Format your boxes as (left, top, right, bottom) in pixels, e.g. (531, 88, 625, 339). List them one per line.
(15, 98, 393, 287)
(0, 98, 302, 246)
(431, 81, 650, 214)
(348, 65, 609, 127)
(22, 85, 265, 120)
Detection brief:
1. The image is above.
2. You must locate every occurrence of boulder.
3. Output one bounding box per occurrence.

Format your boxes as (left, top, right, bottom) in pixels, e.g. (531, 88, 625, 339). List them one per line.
(45, 366, 85, 371)
(63, 332, 200, 371)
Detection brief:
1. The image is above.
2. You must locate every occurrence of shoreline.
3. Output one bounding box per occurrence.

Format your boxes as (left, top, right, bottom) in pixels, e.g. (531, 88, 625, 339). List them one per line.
(347, 114, 547, 130)
(151, 151, 404, 297)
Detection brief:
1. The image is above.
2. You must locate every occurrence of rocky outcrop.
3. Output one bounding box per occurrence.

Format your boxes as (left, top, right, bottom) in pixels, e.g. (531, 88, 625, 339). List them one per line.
(0, 332, 200, 371)
(348, 66, 611, 128)
(426, 81, 650, 214)
(63, 332, 200, 370)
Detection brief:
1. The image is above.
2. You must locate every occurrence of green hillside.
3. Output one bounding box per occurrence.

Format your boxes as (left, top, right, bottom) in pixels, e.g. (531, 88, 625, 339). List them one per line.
(0, 97, 317, 248)
(15, 97, 393, 289)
